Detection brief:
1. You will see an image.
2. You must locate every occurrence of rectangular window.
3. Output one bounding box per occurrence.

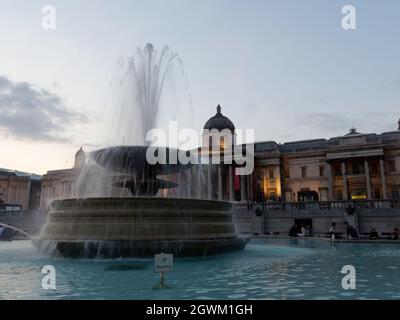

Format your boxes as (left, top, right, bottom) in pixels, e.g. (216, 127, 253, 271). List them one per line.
(391, 188, 400, 200)
(284, 167, 290, 178)
(388, 160, 396, 173)
(268, 191, 276, 201)
(353, 163, 361, 175)
(268, 169, 274, 179)
(337, 190, 343, 201)
(333, 165, 342, 177)
(301, 166, 307, 178)
(371, 162, 379, 176)
(374, 188, 381, 199)
(319, 166, 325, 177)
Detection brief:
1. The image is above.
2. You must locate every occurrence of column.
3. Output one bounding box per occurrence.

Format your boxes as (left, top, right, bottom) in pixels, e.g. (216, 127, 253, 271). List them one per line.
(240, 175, 246, 202)
(197, 165, 202, 199)
(326, 162, 334, 200)
(247, 175, 252, 201)
(380, 159, 388, 199)
(364, 159, 372, 199)
(187, 168, 192, 198)
(218, 166, 223, 200)
(276, 164, 282, 201)
(342, 160, 348, 200)
(229, 165, 234, 202)
(207, 165, 212, 200)
(249, 173, 253, 201)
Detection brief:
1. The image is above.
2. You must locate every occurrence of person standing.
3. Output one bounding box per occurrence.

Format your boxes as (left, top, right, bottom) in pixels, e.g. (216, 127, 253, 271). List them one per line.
(289, 223, 298, 237)
(393, 227, 399, 240)
(329, 222, 337, 240)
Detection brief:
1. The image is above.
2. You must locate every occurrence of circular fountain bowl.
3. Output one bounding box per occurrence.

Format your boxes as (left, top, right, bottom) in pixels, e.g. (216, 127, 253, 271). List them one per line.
(91, 146, 193, 175)
(37, 197, 249, 258)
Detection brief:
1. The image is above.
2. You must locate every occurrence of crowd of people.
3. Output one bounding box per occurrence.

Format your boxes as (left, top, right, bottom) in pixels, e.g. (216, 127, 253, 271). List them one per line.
(288, 221, 400, 240)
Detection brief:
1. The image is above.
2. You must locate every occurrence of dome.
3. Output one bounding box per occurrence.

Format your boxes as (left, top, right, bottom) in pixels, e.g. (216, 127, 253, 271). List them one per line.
(203, 105, 235, 133)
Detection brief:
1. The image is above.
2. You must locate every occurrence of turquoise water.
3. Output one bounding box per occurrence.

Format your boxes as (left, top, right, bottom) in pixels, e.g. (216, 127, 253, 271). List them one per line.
(0, 238, 400, 300)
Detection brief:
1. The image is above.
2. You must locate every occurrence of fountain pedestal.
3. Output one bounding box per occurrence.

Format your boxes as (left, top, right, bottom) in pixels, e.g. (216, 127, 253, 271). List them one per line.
(38, 197, 249, 258)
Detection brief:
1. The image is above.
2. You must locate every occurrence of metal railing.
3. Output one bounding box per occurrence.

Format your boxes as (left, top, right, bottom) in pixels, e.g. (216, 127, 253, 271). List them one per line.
(0, 204, 23, 216)
(235, 199, 400, 212)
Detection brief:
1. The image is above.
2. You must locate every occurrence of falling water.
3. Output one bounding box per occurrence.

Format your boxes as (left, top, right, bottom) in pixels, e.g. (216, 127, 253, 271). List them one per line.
(36, 44, 249, 259)
(106, 43, 183, 146)
(76, 43, 193, 198)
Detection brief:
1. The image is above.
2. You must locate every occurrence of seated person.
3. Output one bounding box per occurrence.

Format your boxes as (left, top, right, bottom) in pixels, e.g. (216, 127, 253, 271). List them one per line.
(369, 227, 379, 240)
(289, 224, 298, 237)
(298, 224, 306, 237)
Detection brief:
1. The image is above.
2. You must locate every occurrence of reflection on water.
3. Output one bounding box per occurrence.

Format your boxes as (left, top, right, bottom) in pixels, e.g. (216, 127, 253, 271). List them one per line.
(1, 239, 400, 299)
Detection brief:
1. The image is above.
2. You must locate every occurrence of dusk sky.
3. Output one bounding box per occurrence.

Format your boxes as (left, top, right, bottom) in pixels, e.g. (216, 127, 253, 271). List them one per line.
(1, 0, 399, 174)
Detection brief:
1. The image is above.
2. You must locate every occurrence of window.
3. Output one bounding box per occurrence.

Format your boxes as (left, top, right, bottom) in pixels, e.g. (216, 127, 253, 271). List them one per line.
(319, 166, 325, 177)
(268, 169, 274, 179)
(337, 190, 343, 201)
(220, 136, 225, 149)
(352, 162, 361, 175)
(268, 191, 276, 201)
(301, 166, 307, 178)
(333, 165, 342, 177)
(371, 162, 379, 176)
(388, 160, 396, 173)
(374, 188, 381, 199)
(391, 187, 400, 199)
(284, 167, 290, 178)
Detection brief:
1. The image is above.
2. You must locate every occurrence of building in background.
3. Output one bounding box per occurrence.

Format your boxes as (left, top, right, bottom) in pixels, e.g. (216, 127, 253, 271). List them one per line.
(0, 169, 42, 211)
(39, 147, 86, 209)
(252, 127, 400, 203)
(198, 106, 400, 203)
(36, 108, 400, 208)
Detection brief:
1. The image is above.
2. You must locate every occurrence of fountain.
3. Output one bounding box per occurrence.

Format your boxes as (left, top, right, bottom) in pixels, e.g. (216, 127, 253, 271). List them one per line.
(35, 44, 249, 258)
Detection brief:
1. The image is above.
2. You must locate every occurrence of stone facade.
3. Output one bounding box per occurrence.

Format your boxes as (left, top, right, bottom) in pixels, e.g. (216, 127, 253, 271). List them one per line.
(37, 109, 400, 209)
(39, 147, 86, 210)
(252, 129, 400, 203)
(0, 169, 41, 210)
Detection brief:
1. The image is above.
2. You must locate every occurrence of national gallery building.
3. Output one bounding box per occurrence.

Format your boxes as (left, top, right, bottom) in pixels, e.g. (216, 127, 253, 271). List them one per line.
(34, 106, 400, 210)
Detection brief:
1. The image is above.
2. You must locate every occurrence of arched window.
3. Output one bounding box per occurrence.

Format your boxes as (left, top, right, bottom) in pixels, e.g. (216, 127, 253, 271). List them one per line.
(220, 136, 225, 149)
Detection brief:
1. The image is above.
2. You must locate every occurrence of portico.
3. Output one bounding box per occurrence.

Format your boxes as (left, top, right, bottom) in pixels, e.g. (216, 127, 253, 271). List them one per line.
(327, 149, 388, 200)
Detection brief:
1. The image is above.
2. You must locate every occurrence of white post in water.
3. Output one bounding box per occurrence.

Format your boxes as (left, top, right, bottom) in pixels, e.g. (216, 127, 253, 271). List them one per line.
(154, 253, 173, 289)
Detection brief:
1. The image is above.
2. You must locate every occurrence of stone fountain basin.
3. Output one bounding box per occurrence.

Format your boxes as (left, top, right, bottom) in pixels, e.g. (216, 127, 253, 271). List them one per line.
(37, 197, 249, 258)
(91, 146, 193, 175)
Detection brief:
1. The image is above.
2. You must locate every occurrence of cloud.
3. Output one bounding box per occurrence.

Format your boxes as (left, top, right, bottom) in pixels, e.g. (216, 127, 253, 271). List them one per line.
(0, 75, 86, 143)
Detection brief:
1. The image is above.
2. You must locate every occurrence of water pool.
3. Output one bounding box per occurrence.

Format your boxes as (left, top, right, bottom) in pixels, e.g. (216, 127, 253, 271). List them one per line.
(1, 238, 399, 300)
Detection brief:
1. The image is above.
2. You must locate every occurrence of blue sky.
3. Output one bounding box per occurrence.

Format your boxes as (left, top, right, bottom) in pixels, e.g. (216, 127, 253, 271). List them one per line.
(0, 0, 399, 173)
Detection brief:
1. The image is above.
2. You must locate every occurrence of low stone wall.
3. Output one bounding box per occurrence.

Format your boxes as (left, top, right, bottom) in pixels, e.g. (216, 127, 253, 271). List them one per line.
(357, 210, 400, 234)
(233, 206, 400, 236)
(0, 211, 47, 236)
